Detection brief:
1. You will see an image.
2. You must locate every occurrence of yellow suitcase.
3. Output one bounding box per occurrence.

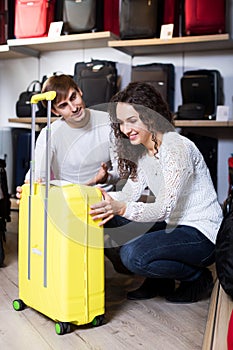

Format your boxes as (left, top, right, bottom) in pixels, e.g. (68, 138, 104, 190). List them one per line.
(13, 92, 105, 335)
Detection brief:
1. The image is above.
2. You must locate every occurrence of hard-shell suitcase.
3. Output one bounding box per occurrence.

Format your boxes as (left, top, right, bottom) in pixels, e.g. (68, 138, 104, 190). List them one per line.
(0, 0, 7, 44)
(14, 0, 55, 38)
(120, 0, 160, 39)
(63, 0, 97, 34)
(180, 69, 224, 120)
(131, 63, 175, 112)
(162, 0, 183, 37)
(13, 92, 105, 335)
(184, 0, 225, 36)
(74, 59, 118, 107)
(0, 0, 14, 44)
(103, 0, 120, 36)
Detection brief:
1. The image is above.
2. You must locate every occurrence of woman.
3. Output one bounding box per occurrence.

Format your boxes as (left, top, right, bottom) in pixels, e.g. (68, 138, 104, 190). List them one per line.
(90, 82, 223, 303)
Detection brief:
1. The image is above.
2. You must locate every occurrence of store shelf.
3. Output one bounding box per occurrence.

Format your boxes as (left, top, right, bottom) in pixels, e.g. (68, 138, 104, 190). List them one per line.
(174, 120, 233, 127)
(0, 44, 27, 59)
(7, 31, 118, 58)
(108, 34, 233, 56)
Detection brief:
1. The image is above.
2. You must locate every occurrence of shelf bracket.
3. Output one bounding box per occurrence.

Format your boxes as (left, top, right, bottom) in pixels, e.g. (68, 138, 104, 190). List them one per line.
(9, 46, 40, 58)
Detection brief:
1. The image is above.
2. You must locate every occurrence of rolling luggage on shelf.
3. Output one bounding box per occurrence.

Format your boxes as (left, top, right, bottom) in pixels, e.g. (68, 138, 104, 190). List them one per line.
(63, 0, 103, 34)
(14, 0, 56, 38)
(13, 92, 105, 335)
(162, 0, 183, 37)
(103, 0, 120, 36)
(184, 0, 225, 36)
(74, 59, 118, 107)
(119, 0, 161, 39)
(131, 63, 175, 112)
(0, 0, 15, 44)
(180, 69, 224, 120)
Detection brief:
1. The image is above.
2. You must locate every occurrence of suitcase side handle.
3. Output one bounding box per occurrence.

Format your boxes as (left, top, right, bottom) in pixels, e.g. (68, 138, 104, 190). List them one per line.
(30, 91, 56, 104)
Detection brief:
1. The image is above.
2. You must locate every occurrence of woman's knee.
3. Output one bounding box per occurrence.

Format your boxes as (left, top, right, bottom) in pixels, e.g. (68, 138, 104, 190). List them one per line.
(120, 243, 136, 271)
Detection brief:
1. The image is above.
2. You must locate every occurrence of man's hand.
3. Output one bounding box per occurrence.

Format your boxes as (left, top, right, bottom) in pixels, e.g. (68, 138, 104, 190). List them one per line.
(86, 162, 109, 186)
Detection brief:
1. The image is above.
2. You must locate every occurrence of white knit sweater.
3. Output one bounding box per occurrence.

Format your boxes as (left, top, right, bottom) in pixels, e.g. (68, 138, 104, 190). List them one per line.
(110, 132, 223, 243)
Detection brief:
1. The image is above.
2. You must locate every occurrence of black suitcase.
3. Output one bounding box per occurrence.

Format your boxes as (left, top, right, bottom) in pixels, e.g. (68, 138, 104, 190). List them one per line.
(73, 59, 118, 107)
(131, 63, 175, 111)
(120, 0, 161, 39)
(180, 69, 224, 120)
(183, 132, 218, 191)
(15, 131, 39, 188)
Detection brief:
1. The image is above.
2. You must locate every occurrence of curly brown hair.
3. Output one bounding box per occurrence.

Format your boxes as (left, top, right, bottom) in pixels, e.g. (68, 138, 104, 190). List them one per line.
(109, 82, 175, 179)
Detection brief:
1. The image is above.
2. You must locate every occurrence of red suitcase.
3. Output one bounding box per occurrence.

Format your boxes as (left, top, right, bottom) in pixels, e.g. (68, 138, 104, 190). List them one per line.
(0, 0, 7, 44)
(185, 0, 225, 36)
(15, 0, 55, 38)
(103, 0, 120, 36)
(163, 0, 183, 37)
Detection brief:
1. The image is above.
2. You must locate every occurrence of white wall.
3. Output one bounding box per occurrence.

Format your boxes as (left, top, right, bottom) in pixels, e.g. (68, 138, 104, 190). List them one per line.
(0, 46, 232, 202)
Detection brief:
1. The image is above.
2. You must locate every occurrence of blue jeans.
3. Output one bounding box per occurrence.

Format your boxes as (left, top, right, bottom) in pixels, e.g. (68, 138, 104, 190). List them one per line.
(106, 217, 215, 282)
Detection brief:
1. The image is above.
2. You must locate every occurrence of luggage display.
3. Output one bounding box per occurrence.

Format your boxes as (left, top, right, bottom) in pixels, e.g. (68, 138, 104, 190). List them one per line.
(63, 0, 102, 34)
(180, 69, 224, 120)
(131, 63, 175, 111)
(13, 92, 105, 335)
(184, 0, 225, 36)
(0, 127, 14, 195)
(120, 0, 160, 39)
(14, 0, 56, 38)
(74, 59, 118, 107)
(103, 0, 120, 36)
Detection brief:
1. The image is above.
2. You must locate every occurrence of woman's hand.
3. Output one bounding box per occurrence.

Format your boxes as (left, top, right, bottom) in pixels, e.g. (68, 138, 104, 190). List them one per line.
(90, 188, 126, 226)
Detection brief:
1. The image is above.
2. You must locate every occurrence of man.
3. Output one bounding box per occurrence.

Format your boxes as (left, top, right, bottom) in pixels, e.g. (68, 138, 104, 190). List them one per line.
(24, 74, 117, 189)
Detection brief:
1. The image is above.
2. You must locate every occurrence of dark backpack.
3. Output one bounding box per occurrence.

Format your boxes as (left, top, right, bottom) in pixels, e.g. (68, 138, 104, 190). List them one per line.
(215, 189, 233, 299)
(0, 159, 11, 267)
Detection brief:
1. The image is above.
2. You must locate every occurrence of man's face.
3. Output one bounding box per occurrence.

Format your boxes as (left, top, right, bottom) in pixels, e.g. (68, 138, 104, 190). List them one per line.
(52, 88, 87, 126)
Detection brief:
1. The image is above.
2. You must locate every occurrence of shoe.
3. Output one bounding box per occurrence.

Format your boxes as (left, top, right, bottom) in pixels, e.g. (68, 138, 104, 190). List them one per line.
(127, 278, 175, 300)
(166, 268, 214, 303)
(104, 247, 133, 275)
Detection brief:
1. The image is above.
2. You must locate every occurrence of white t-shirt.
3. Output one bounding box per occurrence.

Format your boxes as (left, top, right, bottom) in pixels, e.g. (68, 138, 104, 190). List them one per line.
(26, 109, 118, 191)
(110, 131, 223, 243)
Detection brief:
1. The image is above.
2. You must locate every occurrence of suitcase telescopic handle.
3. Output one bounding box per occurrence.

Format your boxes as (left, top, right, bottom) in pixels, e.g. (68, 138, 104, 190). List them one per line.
(30, 91, 56, 104)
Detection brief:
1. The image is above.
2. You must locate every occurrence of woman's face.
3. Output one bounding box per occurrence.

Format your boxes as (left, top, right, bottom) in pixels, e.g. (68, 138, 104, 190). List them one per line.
(116, 102, 151, 147)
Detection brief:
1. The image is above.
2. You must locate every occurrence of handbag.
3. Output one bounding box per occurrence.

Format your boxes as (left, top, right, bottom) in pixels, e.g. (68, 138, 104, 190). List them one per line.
(16, 80, 42, 118)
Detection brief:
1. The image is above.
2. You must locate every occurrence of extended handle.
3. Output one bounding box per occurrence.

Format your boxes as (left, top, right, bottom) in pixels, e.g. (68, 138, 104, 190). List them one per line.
(30, 91, 56, 104)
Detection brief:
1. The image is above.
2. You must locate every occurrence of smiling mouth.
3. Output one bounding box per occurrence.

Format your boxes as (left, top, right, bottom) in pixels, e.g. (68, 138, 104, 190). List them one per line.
(128, 133, 138, 140)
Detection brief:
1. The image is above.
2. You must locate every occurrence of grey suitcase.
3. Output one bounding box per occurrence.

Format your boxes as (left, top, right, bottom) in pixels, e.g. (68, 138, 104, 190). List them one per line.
(63, 0, 97, 34)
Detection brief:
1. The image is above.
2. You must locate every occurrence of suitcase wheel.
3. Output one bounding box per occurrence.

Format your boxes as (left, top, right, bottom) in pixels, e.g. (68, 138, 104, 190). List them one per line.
(12, 299, 25, 311)
(92, 314, 104, 327)
(55, 321, 71, 335)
